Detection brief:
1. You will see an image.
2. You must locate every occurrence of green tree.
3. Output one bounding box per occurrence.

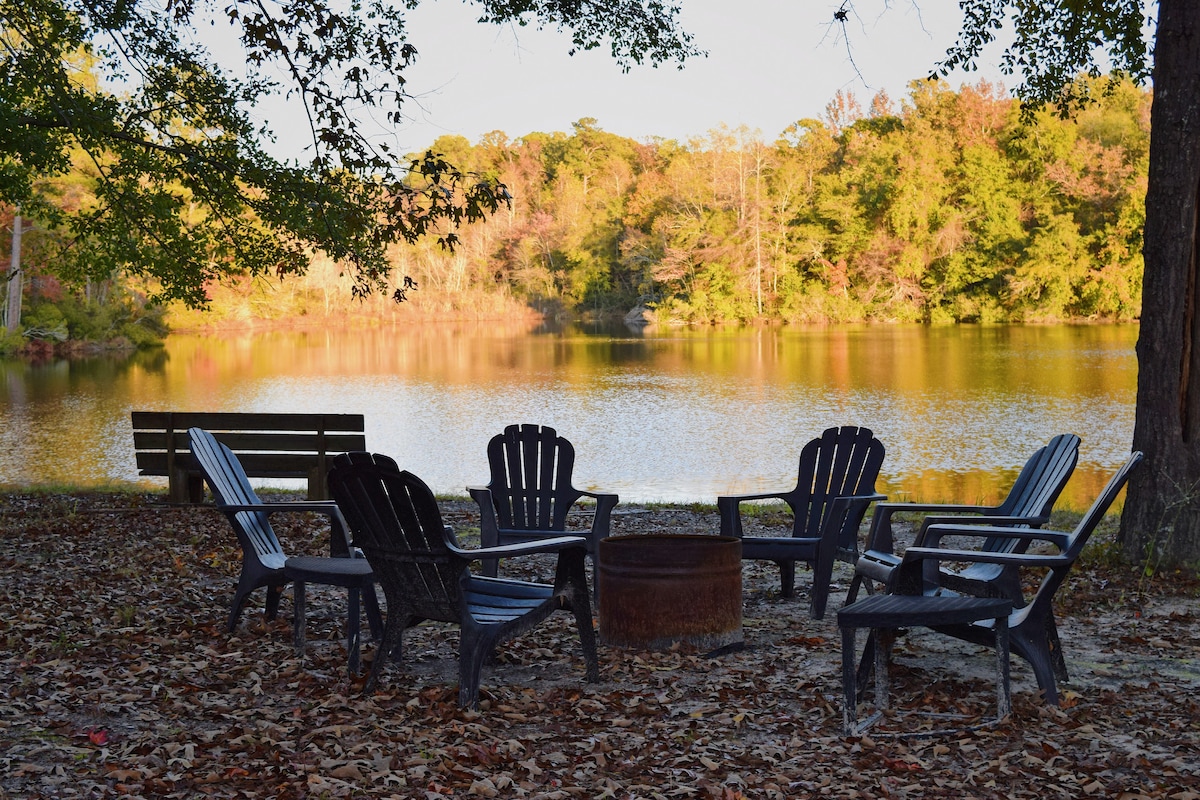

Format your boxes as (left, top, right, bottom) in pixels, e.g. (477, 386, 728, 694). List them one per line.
(1, 0, 698, 307)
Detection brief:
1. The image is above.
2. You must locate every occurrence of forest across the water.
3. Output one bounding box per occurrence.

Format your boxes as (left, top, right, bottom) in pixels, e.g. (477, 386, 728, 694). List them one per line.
(3, 76, 1148, 349)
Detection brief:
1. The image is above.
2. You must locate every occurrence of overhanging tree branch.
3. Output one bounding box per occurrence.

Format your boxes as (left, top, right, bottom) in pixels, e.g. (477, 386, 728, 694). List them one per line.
(1, 0, 698, 306)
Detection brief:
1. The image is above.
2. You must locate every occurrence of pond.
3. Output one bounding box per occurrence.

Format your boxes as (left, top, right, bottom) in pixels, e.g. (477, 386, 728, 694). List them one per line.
(0, 321, 1138, 509)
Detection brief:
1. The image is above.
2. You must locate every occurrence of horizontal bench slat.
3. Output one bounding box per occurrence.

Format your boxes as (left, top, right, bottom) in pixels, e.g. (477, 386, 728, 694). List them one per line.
(136, 452, 324, 478)
(133, 431, 366, 454)
(131, 411, 364, 433)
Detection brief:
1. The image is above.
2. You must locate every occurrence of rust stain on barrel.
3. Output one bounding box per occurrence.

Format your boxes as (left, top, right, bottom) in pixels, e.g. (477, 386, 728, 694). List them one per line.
(598, 534, 742, 651)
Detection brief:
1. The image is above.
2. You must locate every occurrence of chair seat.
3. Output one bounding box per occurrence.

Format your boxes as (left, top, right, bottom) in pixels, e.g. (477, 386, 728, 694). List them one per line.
(284, 556, 375, 587)
(738, 536, 819, 561)
(465, 576, 556, 623)
(838, 594, 1012, 629)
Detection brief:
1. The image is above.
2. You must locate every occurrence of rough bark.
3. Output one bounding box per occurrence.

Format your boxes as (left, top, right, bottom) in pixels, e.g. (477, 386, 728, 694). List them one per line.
(1122, 1, 1200, 564)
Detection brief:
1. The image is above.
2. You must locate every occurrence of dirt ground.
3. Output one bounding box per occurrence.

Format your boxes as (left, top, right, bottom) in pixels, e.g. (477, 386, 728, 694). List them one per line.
(1, 492, 1198, 799)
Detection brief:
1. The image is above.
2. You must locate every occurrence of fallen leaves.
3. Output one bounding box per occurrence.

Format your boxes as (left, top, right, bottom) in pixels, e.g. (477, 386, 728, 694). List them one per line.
(1, 493, 1199, 798)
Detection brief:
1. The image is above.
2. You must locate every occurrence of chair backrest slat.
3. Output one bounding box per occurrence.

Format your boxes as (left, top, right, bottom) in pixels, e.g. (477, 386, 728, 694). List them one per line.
(997, 434, 1080, 518)
(329, 454, 462, 621)
(795, 426, 886, 541)
(488, 424, 581, 532)
(985, 433, 1080, 553)
(188, 427, 283, 564)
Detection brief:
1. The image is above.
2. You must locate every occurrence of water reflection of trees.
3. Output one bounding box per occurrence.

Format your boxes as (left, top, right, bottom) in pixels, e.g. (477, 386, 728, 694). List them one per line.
(0, 324, 1136, 503)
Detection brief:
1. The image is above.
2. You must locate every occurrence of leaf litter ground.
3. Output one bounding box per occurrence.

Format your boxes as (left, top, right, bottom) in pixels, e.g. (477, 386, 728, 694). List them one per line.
(0, 493, 1197, 799)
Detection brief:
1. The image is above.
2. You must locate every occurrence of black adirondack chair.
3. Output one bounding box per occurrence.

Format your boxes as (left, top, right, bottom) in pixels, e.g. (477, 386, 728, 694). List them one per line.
(468, 424, 618, 592)
(877, 451, 1142, 705)
(328, 453, 599, 708)
(849, 433, 1080, 604)
(188, 427, 381, 674)
(717, 425, 886, 618)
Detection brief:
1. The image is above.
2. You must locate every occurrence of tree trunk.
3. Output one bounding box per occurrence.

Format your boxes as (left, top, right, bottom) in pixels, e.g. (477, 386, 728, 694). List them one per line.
(1121, 1, 1200, 564)
(5, 213, 22, 333)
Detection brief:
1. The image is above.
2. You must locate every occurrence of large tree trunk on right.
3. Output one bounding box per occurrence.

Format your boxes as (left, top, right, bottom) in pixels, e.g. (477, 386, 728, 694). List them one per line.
(1121, 1, 1200, 564)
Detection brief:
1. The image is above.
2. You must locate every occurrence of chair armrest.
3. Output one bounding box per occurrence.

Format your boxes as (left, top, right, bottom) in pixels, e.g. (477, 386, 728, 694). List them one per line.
(578, 491, 619, 536)
(717, 491, 790, 537)
(467, 486, 502, 548)
(863, 500, 997, 556)
(900, 545, 1072, 570)
(221, 501, 339, 514)
(918, 523, 1072, 551)
(446, 535, 589, 561)
(914, 514, 1049, 546)
(854, 549, 902, 585)
(877, 501, 995, 516)
(894, 543, 1072, 595)
(219, 501, 354, 556)
(718, 490, 791, 504)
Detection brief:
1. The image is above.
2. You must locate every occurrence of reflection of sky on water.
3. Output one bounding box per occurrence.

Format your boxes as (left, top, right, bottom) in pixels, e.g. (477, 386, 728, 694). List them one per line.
(0, 324, 1137, 508)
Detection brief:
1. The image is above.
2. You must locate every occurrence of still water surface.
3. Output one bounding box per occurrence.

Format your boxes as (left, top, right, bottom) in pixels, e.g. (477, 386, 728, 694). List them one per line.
(0, 322, 1138, 508)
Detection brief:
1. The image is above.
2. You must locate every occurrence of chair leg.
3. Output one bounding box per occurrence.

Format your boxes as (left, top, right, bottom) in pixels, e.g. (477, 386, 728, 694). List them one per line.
(841, 626, 858, 735)
(228, 590, 252, 633)
(570, 590, 600, 683)
(558, 550, 599, 682)
(365, 620, 405, 694)
(346, 587, 362, 676)
(1046, 614, 1069, 683)
(458, 629, 494, 709)
(811, 548, 838, 620)
(293, 581, 307, 658)
(995, 616, 1012, 721)
(809, 579, 831, 619)
(778, 560, 796, 598)
(364, 586, 383, 642)
(1012, 626, 1060, 706)
(264, 583, 284, 622)
(874, 628, 893, 713)
(845, 574, 863, 605)
(855, 630, 876, 700)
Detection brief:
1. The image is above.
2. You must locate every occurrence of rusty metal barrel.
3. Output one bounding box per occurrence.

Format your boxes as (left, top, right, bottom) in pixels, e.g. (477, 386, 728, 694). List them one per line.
(598, 534, 742, 651)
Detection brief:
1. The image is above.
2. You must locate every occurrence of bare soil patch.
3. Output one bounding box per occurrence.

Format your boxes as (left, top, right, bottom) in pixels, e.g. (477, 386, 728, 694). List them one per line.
(1, 493, 1197, 799)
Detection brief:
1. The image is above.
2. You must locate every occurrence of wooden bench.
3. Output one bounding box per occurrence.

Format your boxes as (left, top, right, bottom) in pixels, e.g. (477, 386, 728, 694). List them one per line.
(131, 411, 366, 503)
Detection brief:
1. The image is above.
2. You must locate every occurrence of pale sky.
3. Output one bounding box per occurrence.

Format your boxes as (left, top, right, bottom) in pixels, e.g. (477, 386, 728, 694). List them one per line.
(247, 1, 1013, 158)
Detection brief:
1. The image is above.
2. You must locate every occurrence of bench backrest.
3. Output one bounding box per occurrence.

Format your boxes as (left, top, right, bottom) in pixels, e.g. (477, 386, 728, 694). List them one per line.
(132, 411, 365, 501)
